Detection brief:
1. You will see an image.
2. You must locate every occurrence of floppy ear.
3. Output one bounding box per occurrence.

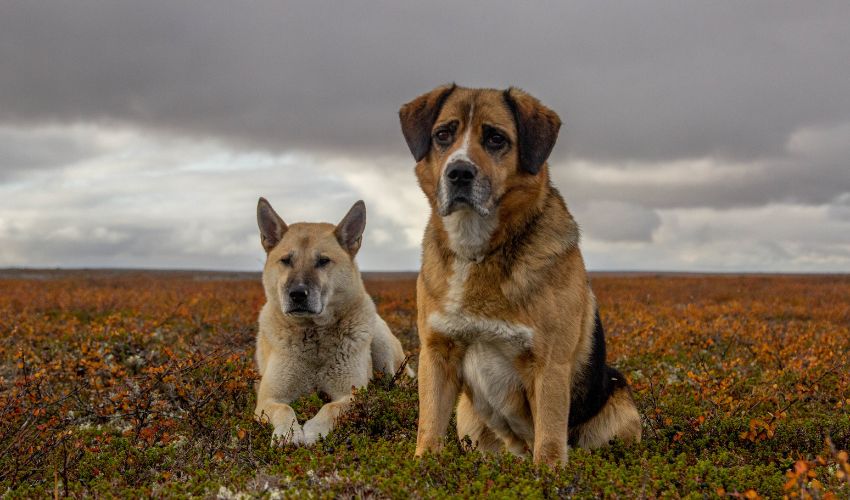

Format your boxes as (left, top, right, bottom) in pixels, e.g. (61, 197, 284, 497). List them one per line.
(335, 200, 366, 257)
(257, 197, 288, 253)
(399, 83, 456, 162)
(503, 87, 562, 175)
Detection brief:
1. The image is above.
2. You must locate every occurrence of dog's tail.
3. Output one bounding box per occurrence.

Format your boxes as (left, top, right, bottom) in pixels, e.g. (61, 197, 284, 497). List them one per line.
(570, 375, 642, 448)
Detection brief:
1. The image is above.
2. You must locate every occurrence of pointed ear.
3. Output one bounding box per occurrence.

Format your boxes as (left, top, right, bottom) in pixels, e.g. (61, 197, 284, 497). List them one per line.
(257, 197, 288, 253)
(335, 200, 366, 257)
(399, 83, 456, 162)
(503, 87, 562, 175)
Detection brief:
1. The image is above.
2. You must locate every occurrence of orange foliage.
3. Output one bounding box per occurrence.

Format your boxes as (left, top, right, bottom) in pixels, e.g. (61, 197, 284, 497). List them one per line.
(0, 271, 848, 495)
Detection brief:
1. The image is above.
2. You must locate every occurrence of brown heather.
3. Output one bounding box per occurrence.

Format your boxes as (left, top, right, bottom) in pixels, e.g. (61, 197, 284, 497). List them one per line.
(0, 271, 848, 498)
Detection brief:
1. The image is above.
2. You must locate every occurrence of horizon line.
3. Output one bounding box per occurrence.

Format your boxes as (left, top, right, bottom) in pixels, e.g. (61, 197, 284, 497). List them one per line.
(1, 266, 848, 277)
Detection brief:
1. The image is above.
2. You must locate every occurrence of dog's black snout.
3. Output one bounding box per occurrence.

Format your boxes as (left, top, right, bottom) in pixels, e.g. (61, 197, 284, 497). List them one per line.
(288, 285, 309, 303)
(446, 160, 477, 185)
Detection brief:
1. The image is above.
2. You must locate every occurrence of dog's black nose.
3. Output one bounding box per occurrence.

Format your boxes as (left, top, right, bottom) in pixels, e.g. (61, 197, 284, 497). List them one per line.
(446, 160, 477, 185)
(289, 285, 309, 303)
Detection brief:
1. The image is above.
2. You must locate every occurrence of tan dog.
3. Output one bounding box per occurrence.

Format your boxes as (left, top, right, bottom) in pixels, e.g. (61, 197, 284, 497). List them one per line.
(253, 198, 410, 445)
(399, 84, 641, 465)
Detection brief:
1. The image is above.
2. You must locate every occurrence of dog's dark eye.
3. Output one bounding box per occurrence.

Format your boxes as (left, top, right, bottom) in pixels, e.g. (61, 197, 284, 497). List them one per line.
(434, 129, 453, 146)
(280, 255, 292, 266)
(486, 133, 507, 149)
(316, 256, 331, 268)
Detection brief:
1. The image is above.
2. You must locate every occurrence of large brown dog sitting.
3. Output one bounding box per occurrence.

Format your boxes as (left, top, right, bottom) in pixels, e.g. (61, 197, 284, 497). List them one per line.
(399, 84, 642, 465)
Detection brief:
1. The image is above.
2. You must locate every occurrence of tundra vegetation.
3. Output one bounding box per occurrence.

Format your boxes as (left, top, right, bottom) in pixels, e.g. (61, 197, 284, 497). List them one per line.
(1, 270, 848, 498)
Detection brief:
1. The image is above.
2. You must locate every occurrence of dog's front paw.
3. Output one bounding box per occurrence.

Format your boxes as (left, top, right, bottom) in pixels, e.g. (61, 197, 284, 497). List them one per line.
(297, 419, 329, 446)
(271, 423, 304, 446)
(294, 429, 320, 446)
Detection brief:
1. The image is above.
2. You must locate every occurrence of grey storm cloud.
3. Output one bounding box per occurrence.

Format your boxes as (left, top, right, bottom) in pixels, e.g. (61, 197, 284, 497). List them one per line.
(574, 202, 661, 243)
(554, 121, 850, 210)
(0, 126, 102, 180)
(2, 1, 849, 164)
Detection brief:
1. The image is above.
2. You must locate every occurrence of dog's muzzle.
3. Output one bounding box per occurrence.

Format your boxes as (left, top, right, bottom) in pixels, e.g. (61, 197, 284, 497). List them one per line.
(283, 283, 323, 316)
(438, 159, 492, 216)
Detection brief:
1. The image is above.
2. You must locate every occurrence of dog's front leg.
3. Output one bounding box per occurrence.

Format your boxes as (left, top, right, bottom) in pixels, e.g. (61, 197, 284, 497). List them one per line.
(255, 355, 305, 445)
(531, 361, 572, 465)
(299, 394, 354, 445)
(415, 334, 462, 456)
(255, 399, 303, 445)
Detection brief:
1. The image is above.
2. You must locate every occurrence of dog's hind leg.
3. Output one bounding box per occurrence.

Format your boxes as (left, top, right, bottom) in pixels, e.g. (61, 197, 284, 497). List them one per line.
(456, 392, 504, 453)
(571, 385, 642, 448)
(371, 317, 414, 377)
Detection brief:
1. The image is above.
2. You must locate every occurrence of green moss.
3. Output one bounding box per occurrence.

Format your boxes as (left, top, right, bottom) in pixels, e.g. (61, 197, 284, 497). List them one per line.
(3, 365, 849, 498)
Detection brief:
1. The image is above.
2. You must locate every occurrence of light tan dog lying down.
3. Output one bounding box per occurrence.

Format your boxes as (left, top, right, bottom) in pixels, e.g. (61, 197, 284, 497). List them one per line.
(253, 198, 411, 445)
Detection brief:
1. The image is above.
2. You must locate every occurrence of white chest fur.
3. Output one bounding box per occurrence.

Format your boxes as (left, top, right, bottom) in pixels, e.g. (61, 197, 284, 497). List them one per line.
(427, 259, 534, 353)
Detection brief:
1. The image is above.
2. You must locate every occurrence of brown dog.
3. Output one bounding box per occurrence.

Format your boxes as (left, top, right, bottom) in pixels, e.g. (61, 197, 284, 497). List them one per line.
(399, 84, 641, 465)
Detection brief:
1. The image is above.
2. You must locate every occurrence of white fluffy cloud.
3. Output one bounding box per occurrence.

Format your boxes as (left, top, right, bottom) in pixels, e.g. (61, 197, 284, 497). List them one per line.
(581, 204, 850, 272)
(0, 125, 424, 270)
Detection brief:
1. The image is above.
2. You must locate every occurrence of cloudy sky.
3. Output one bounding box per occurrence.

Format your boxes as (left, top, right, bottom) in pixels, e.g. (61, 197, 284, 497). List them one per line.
(1, 2, 849, 272)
